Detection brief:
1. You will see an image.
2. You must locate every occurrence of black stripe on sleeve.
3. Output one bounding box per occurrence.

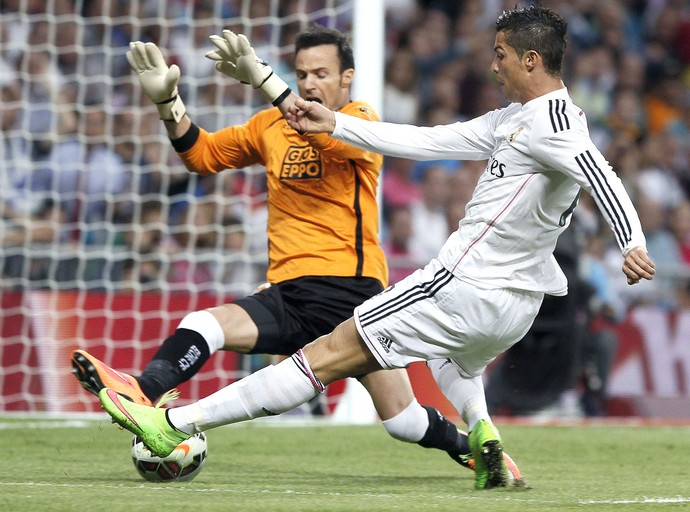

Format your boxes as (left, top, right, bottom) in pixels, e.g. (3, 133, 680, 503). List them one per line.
(548, 99, 570, 133)
(548, 100, 558, 133)
(576, 150, 632, 247)
(560, 99, 570, 130)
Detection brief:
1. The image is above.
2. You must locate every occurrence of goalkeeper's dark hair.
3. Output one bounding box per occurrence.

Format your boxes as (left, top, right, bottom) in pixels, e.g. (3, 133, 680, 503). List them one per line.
(496, 5, 567, 76)
(295, 24, 355, 72)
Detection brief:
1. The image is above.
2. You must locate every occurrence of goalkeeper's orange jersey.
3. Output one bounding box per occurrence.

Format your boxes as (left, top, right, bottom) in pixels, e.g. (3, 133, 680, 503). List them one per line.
(177, 100, 388, 286)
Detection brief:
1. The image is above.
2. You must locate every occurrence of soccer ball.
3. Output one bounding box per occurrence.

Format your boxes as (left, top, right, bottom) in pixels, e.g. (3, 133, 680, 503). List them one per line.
(131, 432, 208, 482)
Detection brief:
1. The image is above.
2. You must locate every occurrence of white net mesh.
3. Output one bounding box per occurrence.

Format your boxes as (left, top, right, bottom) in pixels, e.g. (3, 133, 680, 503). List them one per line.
(0, 0, 361, 413)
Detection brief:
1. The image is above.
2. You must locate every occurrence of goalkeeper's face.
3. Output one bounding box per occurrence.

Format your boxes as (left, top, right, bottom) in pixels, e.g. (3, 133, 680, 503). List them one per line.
(294, 44, 354, 112)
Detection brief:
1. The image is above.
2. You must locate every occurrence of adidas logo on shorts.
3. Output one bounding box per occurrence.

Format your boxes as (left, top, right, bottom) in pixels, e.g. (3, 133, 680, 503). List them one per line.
(377, 336, 392, 353)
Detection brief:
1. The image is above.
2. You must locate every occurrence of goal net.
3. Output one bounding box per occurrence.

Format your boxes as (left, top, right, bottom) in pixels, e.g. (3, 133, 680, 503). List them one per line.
(0, 0, 380, 417)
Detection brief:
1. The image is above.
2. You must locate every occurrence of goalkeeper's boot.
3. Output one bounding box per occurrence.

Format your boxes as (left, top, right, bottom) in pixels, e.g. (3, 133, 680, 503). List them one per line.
(469, 420, 508, 490)
(448, 430, 528, 487)
(71, 350, 152, 406)
(99, 388, 189, 457)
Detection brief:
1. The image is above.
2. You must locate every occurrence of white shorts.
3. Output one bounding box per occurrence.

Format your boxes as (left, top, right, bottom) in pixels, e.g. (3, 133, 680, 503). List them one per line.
(354, 259, 544, 377)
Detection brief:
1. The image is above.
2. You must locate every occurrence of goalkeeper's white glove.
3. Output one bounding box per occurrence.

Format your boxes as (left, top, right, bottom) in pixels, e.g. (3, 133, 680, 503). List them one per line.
(206, 30, 291, 106)
(126, 41, 186, 123)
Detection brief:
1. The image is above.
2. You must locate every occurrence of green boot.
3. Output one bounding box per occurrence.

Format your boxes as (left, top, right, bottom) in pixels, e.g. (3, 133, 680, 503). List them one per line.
(469, 420, 508, 489)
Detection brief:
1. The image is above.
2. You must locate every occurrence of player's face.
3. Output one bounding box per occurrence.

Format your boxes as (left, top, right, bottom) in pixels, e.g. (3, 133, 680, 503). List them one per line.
(294, 44, 353, 111)
(491, 31, 527, 103)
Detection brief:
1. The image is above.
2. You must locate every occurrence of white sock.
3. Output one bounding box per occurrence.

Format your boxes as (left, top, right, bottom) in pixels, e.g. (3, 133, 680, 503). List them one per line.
(168, 351, 323, 433)
(178, 310, 225, 354)
(381, 398, 429, 443)
(427, 359, 490, 431)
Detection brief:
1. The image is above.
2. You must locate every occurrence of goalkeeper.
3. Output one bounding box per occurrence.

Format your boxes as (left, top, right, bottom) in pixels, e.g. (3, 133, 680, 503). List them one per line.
(71, 25, 522, 482)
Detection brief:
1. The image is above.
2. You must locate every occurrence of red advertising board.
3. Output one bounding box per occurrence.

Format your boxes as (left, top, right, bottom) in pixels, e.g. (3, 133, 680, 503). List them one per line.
(2, 291, 690, 418)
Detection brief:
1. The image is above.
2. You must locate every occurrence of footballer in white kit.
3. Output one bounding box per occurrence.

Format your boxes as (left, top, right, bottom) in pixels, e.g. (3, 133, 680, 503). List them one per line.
(337, 87, 646, 376)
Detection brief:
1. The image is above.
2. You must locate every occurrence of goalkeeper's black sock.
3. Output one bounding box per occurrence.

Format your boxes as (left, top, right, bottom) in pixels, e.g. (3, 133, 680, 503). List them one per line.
(137, 328, 211, 402)
(417, 405, 470, 455)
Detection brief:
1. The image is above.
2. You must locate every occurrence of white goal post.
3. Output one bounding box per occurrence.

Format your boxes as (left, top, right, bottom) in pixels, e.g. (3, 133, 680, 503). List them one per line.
(0, 0, 383, 418)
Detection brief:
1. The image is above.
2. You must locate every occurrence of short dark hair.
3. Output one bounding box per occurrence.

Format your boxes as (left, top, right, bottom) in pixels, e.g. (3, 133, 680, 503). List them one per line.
(294, 24, 355, 72)
(496, 6, 567, 76)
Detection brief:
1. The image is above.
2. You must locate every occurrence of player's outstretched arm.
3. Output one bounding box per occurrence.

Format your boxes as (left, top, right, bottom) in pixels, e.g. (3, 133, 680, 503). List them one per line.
(206, 30, 292, 107)
(622, 247, 655, 285)
(127, 41, 190, 138)
(285, 97, 336, 134)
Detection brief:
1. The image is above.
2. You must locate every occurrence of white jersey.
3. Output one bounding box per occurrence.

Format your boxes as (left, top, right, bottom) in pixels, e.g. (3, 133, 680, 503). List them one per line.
(333, 88, 646, 296)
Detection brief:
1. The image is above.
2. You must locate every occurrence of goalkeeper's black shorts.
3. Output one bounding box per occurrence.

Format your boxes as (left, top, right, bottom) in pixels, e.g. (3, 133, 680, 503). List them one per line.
(234, 275, 383, 355)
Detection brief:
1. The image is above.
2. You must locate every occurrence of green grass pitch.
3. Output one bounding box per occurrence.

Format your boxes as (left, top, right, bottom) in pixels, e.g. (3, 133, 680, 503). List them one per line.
(1, 416, 689, 511)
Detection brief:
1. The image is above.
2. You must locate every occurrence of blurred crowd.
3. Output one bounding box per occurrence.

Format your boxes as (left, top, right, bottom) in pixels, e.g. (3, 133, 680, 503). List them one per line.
(2, 0, 690, 314)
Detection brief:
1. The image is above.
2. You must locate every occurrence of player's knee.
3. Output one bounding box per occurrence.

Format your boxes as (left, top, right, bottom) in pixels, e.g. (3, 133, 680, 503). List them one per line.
(304, 320, 374, 385)
(178, 310, 225, 353)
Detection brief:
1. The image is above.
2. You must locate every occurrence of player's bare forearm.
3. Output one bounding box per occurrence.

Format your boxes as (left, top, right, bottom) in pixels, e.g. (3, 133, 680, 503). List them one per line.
(285, 97, 336, 134)
(275, 91, 300, 118)
(164, 115, 192, 139)
(622, 247, 655, 285)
